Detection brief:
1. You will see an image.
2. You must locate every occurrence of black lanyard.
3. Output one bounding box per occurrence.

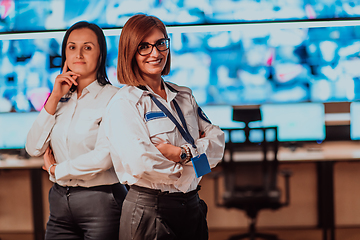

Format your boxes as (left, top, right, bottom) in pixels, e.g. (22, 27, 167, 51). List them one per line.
(149, 94, 197, 149)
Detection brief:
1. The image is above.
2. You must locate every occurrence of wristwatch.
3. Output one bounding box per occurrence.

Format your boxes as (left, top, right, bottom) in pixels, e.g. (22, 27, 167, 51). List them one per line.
(180, 147, 187, 163)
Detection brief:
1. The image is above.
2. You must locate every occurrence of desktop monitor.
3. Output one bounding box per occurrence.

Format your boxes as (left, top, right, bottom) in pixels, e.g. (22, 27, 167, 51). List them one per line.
(350, 102, 360, 140)
(200, 105, 244, 129)
(0, 111, 39, 150)
(260, 103, 326, 142)
(200, 105, 265, 143)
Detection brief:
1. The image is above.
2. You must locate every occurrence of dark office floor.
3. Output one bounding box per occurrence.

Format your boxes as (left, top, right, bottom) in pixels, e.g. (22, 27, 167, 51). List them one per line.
(0, 228, 360, 240)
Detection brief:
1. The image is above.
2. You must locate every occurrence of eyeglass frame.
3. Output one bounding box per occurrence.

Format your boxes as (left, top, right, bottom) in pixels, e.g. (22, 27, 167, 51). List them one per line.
(137, 38, 170, 56)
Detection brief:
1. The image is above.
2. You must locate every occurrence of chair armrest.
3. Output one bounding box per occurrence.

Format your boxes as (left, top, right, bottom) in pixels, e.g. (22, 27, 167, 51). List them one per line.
(280, 169, 292, 206)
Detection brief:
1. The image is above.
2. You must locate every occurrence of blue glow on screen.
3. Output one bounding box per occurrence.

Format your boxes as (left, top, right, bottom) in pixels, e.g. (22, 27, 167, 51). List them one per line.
(200, 105, 244, 143)
(260, 103, 326, 142)
(1, 0, 359, 149)
(350, 102, 360, 140)
(165, 25, 360, 106)
(0, 112, 38, 149)
(200, 105, 243, 128)
(200, 105, 273, 143)
(200, 103, 325, 143)
(2, 0, 360, 32)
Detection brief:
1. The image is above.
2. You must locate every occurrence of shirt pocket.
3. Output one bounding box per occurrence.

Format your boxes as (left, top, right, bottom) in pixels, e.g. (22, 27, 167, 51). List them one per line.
(146, 117, 175, 137)
(146, 118, 176, 145)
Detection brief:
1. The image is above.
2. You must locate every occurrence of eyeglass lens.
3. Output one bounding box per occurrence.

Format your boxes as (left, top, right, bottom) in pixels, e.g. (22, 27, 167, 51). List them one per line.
(138, 38, 169, 55)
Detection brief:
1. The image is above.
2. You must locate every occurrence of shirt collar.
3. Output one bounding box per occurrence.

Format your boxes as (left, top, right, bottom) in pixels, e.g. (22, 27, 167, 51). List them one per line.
(164, 82, 177, 102)
(79, 80, 103, 99)
(137, 80, 178, 102)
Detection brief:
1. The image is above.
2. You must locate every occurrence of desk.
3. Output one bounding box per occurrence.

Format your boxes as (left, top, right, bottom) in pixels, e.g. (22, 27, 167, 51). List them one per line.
(226, 140, 360, 240)
(0, 155, 44, 240)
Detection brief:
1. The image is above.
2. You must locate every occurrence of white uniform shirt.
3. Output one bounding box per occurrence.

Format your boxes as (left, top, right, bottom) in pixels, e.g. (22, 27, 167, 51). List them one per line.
(103, 81, 225, 193)
(26, 81, 119, 187)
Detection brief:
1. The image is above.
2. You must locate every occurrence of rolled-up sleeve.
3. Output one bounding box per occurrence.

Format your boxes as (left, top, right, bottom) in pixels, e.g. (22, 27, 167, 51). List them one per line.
(103, 98, 183, 185)
(25, 108, 56, 157)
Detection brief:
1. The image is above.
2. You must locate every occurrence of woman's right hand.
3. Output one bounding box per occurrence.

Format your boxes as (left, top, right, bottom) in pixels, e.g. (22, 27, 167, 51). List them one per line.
(50, 61, 80, 100)
(44, 61, 80, 115)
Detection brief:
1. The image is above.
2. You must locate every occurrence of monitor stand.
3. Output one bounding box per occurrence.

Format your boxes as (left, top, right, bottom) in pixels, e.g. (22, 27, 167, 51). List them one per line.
(283, 142, 304, 151)
(18, 148, 31, 159)
(0, 148, 31, 159)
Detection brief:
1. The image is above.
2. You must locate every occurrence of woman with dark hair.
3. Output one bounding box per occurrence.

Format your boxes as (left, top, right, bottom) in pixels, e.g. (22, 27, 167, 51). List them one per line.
(26, 21, 127, 240)
(102, 14, 225, 240)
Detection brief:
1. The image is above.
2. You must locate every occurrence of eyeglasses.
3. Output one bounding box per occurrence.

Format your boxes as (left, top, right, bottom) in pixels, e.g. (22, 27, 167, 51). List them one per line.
(137, 38, 170, 56)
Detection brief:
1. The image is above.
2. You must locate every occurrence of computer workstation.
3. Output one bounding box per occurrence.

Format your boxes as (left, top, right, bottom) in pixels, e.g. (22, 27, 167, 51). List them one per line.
(0, 111, 39, 158)
(201, 102, 360, 240)
(0, 111, 45, 240)
(201, 102, 326, 150)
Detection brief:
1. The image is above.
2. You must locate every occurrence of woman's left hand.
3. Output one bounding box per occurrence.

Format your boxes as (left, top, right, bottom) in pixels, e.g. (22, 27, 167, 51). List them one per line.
(156, 142, 182, 163)
(42, 146, 57, 175)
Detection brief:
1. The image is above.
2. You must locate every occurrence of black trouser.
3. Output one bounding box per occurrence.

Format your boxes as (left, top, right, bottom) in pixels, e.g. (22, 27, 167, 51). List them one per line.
(45, 183, 127, 240)
(120, 185, 208, 240)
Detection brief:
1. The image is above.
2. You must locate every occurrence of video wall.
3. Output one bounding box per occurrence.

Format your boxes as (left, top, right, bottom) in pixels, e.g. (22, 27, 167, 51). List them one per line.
(2, 0, 360, 32)
(1, 0, 360, 148)
(2, 22, 360, 112)
(0, 33, 121, 112)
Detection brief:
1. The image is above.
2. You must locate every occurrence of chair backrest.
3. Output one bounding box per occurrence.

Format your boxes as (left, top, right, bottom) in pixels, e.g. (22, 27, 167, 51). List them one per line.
(221, 126, 280, 210)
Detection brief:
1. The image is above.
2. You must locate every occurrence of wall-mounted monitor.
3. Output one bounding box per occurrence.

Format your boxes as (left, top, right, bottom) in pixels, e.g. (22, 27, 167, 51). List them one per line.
(3, 0, 360, 32)
(165, 22, 360, 106)
(2, 22, 360, 113)
(1, 1, 359, 151)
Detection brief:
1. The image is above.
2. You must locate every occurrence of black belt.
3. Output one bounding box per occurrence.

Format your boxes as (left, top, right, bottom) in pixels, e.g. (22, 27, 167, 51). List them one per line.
(127, 185, 201, 208)
(53, 182, 119, 195)
(130, 185, 200, 197)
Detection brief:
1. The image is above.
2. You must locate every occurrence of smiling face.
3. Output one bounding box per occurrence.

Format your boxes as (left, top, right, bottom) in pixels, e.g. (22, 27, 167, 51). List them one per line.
(65, 28, 100, 80)
(135, 28, 169, 83)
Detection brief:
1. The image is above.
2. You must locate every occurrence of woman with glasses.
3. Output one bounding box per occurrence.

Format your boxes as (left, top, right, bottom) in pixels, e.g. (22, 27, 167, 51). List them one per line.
(102, 14, 225, 240)
(26, 21, 127, 240)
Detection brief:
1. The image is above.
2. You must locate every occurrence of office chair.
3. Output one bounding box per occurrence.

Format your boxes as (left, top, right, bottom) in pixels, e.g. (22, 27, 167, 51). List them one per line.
(213, 108, 292, 240)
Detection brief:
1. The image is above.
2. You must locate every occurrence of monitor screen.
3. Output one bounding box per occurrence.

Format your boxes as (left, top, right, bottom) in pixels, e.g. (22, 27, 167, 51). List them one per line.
(260, 103, 326, 142)
(0, 112, 39, 149)
(164, 23, 360, 106)
(3, 0, 360, 32)
(2, 24, 360, 113)
(200, 105, 245, 143)
(350, 102, 360, 140)
(200, 105, 268, 143)
(200, 105, 244, 129)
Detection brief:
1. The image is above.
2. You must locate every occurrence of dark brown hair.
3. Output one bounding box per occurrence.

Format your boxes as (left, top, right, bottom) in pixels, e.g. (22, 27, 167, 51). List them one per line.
(117, 14, 171, 86)
(61, 21, 110, 86)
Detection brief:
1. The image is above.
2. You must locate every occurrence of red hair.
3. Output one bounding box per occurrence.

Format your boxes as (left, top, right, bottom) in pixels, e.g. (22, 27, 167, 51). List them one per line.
(117, 14, 171, 86)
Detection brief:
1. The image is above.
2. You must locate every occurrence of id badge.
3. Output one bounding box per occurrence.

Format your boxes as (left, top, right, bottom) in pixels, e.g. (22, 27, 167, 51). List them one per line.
(191, 153, 211, 178)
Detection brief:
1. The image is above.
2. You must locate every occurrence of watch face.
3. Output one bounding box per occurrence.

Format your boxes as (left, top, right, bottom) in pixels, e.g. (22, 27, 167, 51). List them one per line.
(181, 152, 187, 160)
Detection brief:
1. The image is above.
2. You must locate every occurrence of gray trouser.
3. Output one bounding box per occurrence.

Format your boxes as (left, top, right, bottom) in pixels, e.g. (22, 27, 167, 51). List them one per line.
(45, 183, 127, 240)
(120, 185, 208, 240)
